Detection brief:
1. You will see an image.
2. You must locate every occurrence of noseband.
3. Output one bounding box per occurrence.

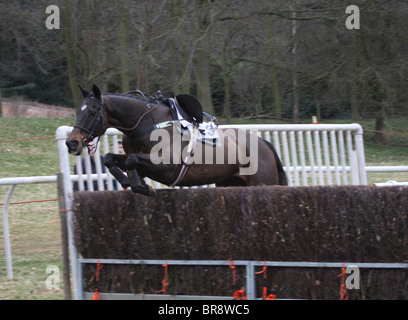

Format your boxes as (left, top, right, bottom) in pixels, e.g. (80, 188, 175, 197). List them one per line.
(73, 95, 105, 154)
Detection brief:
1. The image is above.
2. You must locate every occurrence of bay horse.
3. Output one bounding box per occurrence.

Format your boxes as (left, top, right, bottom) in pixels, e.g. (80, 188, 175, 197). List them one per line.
(66, 85, 287, 196)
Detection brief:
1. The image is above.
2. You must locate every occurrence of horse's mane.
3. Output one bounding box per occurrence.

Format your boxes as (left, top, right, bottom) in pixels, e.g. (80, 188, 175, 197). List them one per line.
(105, 92, 158, 104)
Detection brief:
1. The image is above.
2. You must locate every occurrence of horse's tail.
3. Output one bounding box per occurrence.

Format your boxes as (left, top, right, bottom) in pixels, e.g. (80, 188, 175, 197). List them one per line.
(263, 139, 288, 186)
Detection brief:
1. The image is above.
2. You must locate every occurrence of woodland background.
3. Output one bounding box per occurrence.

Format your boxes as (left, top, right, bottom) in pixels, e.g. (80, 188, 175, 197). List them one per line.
(1, 0, 408, 139)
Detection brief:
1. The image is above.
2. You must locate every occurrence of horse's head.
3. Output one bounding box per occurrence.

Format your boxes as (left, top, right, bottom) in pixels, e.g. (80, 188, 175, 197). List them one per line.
(66, 84, 106, 155)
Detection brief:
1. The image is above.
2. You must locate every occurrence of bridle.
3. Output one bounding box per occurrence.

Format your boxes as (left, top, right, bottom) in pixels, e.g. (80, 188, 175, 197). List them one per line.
(73, 92, 159, 154)
(73, 95, 105, 154)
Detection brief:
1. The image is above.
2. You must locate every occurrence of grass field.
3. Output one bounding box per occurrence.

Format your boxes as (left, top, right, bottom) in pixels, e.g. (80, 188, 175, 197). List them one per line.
(0, 116, 407, 300)
(0, 118, 74, 300)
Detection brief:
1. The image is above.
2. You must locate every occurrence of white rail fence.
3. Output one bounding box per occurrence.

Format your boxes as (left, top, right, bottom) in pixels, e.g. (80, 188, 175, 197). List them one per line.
(1, 176, 57, 279)
(221, 123, 367, 186)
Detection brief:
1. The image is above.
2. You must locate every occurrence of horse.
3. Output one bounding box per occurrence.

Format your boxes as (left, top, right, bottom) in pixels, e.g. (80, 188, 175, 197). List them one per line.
(66, 84, 288, 196)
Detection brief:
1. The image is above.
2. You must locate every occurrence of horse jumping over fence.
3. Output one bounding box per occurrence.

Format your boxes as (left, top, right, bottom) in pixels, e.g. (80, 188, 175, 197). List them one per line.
(66, 85, 287, 196)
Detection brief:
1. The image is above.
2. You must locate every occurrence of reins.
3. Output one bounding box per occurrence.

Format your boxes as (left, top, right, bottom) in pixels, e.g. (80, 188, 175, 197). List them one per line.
(106, 90, 164, 136)
(113, 102, 161, 134)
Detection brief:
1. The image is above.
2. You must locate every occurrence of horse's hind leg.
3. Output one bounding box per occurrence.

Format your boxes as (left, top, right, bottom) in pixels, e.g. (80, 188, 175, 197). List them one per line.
(103, 153, 130, 188)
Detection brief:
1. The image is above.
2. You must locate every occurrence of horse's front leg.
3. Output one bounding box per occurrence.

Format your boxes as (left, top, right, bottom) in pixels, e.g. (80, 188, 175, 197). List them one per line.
(103, 153, 130, 188)
(125, 153, 156, 197)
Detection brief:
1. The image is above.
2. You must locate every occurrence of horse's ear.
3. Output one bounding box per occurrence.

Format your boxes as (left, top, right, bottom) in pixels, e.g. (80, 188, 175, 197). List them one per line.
(78, 85, 89, 98)
(92, 84, 101, 100)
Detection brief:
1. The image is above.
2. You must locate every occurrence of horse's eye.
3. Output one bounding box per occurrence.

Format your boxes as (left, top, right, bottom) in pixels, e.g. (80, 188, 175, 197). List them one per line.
(90, 110, 97, 116)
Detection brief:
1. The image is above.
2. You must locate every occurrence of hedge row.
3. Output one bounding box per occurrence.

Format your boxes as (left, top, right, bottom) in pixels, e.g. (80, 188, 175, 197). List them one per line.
(73, 186, 408, 299)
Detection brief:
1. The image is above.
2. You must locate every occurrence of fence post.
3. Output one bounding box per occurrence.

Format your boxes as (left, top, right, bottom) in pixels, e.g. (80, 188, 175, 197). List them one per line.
(354, 125, 367, 185)
(57, 173, 72, 300)
(3, 184, 16, 279)
(246, 261, 256, 300)
(56, 126, 81, 300)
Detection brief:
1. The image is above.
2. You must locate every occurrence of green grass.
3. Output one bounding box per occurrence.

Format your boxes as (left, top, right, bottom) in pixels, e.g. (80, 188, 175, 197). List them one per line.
(0, 116, 407, 300)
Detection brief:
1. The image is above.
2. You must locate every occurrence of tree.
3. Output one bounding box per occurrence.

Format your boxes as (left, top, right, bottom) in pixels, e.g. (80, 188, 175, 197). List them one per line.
(119, 0, 130, 93)
(194, 0, 215, 114)
(1, 0, 408, 134)
(340, 0, 408, 142)
(290, 6, 299, 123)
(62, 0, 81, 108)
(168, 0, 193, 95)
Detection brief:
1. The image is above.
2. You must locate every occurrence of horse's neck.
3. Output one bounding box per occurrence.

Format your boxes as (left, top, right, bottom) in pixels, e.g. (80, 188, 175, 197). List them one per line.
(105, 95, 169, 135)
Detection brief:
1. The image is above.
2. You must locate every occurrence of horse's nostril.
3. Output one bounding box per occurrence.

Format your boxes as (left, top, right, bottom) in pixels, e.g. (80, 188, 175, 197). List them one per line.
(66, 139, 78, 151)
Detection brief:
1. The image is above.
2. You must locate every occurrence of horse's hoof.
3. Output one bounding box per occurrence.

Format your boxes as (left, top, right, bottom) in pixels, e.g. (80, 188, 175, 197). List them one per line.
(148, 188, 157, 198)
(121, 181, 130, 188)
(131, 186, 142, 194)
(118, 177, 130, 188)
(131, 186, 156, 197)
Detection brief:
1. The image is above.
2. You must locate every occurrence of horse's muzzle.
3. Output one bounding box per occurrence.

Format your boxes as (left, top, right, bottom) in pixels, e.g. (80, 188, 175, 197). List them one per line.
(66, 139, 83, 155)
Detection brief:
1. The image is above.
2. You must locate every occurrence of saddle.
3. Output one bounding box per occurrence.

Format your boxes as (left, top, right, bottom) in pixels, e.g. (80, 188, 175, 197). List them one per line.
(175, 94, 204, 124)
(157, 92, 219, 146)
